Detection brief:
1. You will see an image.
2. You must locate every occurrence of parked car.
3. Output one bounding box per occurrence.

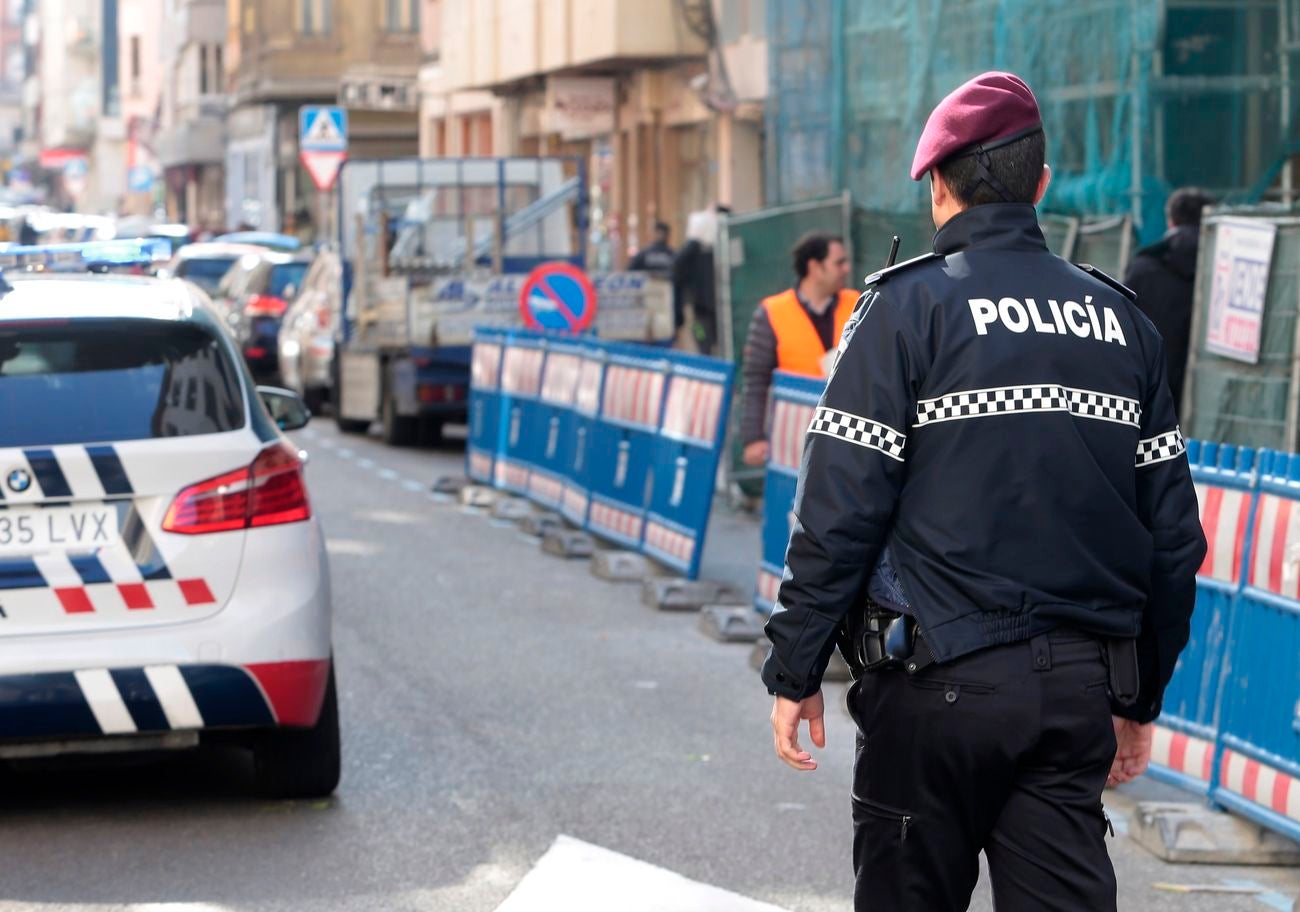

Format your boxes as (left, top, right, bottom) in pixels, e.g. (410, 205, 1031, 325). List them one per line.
(160, 242, 264, 296)
(214, 231, 302, 253)
(216, 251, 312, 382)
(278, 249, 351, 413)
(0, 243, 338, 799)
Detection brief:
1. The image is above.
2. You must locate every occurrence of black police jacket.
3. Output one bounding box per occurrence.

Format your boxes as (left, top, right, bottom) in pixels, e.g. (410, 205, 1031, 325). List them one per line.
(761, 204, 1207, 724)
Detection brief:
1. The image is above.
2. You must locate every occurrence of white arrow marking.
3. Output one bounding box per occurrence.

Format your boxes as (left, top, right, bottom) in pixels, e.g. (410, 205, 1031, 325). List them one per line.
(494, 835, 791, 912)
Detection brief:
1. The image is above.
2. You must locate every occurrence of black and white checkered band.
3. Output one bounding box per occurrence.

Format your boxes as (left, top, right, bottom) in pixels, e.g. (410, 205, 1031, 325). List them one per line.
(808, 407, 907, 462)
(1136, 427, 1185, 468)
(915, 384, 1141, 429)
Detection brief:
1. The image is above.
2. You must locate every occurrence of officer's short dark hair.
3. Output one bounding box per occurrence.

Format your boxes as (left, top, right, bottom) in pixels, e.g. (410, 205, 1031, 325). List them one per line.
(937, 130, 1047, 208)
(792, 232, 843, 279)
(654, 221, 670, 237)
(1166, 188, 1215, 227)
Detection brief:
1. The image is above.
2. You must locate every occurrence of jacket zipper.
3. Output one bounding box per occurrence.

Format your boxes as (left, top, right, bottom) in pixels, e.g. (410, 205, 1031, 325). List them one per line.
(901, 815, 912, 841)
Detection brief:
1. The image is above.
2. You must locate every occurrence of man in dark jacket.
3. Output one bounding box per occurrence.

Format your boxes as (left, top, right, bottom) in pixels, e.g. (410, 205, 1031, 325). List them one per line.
(1123, 187, 1214, 413)
(629, 221, 675, 276)
(762, 72, 1206, 911)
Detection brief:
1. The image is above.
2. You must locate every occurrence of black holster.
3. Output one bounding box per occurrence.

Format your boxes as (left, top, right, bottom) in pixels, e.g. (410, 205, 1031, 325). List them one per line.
(1102, 638, 1139, 706)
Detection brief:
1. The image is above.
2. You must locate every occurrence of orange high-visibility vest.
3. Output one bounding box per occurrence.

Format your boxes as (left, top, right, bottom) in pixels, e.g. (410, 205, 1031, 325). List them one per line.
(761, 288, 859, 377)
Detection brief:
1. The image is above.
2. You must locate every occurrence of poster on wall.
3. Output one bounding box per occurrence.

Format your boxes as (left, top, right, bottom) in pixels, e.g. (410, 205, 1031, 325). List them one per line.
(1205, 218, 1277, 364)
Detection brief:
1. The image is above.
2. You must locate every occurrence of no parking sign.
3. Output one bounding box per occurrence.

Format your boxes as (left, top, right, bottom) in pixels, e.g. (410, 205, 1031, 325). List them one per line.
(519, 263, 598, 333)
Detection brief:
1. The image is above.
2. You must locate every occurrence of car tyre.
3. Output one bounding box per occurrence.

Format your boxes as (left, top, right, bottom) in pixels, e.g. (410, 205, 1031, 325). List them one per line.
(252, 664, 340, 799)
(381, 379, 417, 446)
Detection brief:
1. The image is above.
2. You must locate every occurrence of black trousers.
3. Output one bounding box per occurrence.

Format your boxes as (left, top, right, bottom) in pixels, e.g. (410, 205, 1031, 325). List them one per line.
(847, 629, 1118, 911)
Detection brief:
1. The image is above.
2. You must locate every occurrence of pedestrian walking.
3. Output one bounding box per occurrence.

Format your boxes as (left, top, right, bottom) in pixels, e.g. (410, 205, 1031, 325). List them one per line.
(761, 71, 1207, 911)
(629, 220, 676, 277)
(738, 232, 856, 467)
(1123, 187, 1215, 414)
(672, 208, 720, 354)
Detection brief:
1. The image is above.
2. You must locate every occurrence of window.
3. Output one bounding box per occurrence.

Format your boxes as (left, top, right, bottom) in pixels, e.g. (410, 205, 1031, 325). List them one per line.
(199, 44, 209, 94)
(214, 44, 224, 89)
(0, 320, 246, 446)
(384, 0, 419, 33)
(130, 35, 140, 81)
(298, 0, 332, 36)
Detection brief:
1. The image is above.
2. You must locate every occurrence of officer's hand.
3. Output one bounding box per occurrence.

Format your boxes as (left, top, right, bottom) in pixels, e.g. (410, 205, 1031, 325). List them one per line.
(1108, 717, 1154, 786)
(771, 692, 825, 771)
(743, 440, 770, 466)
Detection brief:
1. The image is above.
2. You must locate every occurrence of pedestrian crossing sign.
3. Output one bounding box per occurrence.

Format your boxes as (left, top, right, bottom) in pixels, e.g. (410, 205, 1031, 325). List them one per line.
(300, 106, 348, 153)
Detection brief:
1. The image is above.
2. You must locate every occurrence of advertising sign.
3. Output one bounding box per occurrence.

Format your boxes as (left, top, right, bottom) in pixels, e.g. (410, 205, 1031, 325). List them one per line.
(1205, 219, 1277, 364)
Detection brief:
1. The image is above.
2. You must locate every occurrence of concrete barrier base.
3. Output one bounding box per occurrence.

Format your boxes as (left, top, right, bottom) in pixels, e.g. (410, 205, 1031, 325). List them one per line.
(460, 485, 500, 509)
(591, 551, 656, 582)
(431, 475, 469, 496)
(490, 497, 533, 521)
(542, 528, 595, 559)
(698, 606, 765, 642)
(1130, 801, 1300, 865)
(642, 579, 745, 612)
(519, 512, 564, 538)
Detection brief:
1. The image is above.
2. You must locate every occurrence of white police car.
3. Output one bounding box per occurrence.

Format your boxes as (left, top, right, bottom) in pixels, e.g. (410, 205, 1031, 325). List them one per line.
(0, 240, 337, 797)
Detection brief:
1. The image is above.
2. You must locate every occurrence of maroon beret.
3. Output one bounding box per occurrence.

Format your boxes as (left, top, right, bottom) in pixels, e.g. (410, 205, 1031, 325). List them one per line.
(910, 71, 1042, 181)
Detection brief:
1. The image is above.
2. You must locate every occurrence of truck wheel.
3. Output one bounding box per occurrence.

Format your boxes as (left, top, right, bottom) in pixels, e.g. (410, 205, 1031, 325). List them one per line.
(252, 665, 340, 799)
(418, 417, 444, 447)
(381, 382, 417, 446)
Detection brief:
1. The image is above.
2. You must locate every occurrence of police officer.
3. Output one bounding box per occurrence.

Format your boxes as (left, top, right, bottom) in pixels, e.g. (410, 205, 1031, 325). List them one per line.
(761, 72, 1207, 911)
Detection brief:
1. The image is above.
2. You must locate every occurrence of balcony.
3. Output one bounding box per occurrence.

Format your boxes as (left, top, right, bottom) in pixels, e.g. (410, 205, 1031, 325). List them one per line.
(157, 107, 227, 167)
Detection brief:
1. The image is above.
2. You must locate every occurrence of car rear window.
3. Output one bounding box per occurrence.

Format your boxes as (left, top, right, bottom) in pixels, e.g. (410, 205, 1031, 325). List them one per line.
(0, 319, 246, 447)
(177, 257, 237, 293)
(269, 262, 309, 299)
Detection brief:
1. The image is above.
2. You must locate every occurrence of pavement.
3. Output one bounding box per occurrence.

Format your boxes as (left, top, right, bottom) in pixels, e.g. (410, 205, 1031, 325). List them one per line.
(0, 418, 1295, 911)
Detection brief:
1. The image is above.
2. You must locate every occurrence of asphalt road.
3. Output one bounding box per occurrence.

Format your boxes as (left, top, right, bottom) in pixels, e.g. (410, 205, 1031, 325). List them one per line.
(0, 417, 1296, 911)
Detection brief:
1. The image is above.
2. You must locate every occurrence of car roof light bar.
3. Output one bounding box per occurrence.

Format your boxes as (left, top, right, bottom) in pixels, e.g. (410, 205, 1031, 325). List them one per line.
(0, 238, 173, 272)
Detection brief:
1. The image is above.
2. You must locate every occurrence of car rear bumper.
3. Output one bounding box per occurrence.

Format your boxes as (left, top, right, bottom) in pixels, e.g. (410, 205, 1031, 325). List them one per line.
(0, 659, 331, 744)
(0, 521, 333, 743)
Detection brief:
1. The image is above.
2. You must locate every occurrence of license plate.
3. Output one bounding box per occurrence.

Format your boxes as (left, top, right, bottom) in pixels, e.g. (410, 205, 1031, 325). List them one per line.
(0, 507, 120, 556)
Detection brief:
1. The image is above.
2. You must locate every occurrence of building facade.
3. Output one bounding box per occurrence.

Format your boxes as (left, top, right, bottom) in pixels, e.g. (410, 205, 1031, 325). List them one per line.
(226, 0, 423, 234)
(438, 0, 766, 268)
(156, 0, 226, 229)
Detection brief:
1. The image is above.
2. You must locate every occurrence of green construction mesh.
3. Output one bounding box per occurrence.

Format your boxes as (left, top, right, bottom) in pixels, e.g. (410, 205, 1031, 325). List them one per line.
(770, 1, 1300, 247)
(1185, 210, 1300, 450)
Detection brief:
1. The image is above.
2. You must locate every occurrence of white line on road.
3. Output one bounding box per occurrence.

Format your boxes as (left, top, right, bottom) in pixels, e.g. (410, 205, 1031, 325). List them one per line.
(494, 835, 790, 912)
(336, 448, 354, 459)
(1222, 879, 1297, 911)
(403, 480, 426, 492)
(378, 468, 399, 481)
(357, 458, 376, 470)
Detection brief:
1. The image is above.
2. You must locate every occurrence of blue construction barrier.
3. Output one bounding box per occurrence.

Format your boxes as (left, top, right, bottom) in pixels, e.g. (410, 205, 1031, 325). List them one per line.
(754, 372, 824, 613)
(642, 352, 736, 579)
(467, 329, 507, 484)
(493, 332, 547, 495)
(752, 371, 1300, 845)
(525, 337, 585, 511)
(468, 328, 735, 580)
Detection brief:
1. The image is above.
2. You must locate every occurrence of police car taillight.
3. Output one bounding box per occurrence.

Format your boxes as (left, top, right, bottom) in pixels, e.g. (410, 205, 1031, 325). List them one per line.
(162, 442, 311, 535)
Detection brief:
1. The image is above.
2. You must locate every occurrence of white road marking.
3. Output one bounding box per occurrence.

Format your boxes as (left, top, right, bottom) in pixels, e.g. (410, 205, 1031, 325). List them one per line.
(402, 480, 425, 493)
(357, 458, 376, 470)
(336, 448, 355, 459)
(1222, 880, 1298, 911)
(144, 665, 203, 729)
(378, 468, 399, 481)
(74, 669, 137, 734)
(494, 835, 790, 912)
(326, 539, 382, 557)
